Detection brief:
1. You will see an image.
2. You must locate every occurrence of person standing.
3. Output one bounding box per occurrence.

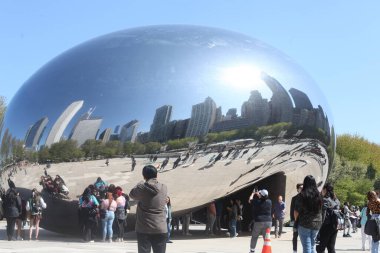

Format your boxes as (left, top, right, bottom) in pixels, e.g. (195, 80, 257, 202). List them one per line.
(100, 191, 117, 242)
(165, 196, 172, 243)
(226, 199, 238, 238)
(316, 182, 341, 253)
(78, 187, 99, 242)
(115, 188, 127, 242)
(367, 191, 380, 253)
(360, 204, 371, 251)
(182, 212, 192, 236)
(215, 199, 223, 235)
(26, 188, 47, 240)
(294, 175, 323, 253)
(3, 186, 21, 241)
(248, 189, 272, 253)
(343, 202, 353, 237)
(129, 165, 168, 253)
(291, 183, 303, 253)
(273, 195, 286, 238)
(205, 201, 216, 236)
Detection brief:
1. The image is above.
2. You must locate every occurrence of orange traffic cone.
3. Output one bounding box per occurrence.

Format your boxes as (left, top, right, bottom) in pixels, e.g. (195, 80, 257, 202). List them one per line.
(261, 228, 272, 253)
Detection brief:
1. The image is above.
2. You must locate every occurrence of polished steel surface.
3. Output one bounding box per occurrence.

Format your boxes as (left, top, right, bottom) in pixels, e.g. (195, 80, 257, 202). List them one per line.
(0, 25, 334, 234)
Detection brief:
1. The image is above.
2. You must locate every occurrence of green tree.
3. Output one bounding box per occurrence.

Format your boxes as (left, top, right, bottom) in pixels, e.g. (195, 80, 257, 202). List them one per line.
(145, 142, 162, 154)
(366, 163, 376, 180)
(49, 140, 83, 162)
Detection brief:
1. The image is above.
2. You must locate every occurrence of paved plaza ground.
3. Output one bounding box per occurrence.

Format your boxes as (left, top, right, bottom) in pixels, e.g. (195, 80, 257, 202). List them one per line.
(0, 221, 370, 253)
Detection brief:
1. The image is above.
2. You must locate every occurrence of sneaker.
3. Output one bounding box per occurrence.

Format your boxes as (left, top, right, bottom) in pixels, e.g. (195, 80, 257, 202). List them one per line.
(167, 240, 173, 243)
(16, 236, 23, 241)
(89, 240, 95, 243)
(108, 238, 113, 243)
(346, 234, 352, 237)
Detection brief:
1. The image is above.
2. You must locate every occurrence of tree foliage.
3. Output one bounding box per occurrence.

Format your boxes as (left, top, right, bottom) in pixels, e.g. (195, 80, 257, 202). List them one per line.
(329, 134, 380, 206)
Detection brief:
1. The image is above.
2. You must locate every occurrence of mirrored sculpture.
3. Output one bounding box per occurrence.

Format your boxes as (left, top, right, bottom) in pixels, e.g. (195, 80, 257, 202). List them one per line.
(0, 25, 334, 234)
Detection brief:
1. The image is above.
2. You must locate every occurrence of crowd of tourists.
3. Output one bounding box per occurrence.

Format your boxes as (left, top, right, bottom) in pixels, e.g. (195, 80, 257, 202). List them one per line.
(3, 168, 380, 253)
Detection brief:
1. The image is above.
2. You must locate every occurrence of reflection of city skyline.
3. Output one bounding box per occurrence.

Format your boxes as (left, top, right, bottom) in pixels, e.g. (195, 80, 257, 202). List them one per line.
(22, 72, 330, 149)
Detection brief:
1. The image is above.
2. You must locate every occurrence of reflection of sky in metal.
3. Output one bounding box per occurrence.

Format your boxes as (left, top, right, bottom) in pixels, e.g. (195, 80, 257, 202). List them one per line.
(4, 25, 331, 143)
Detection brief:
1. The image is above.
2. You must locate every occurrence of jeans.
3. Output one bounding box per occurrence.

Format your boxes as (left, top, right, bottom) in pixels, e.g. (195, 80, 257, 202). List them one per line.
(116, 219, 125, 239)
(274, 218, 284, 237)
(167, 220, 171, 241)
(101, 210, 115, 240)
(343, 218, 351, 235)
(298, 225, 319, 253)
(137, 232, 167, 253)
(229, 219, 237, 237)
(373, 240, 379, 253)
(250, 221, 272, 252)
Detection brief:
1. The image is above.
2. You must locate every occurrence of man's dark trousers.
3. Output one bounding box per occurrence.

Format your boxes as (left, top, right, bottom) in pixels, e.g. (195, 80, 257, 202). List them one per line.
(137, 232, 167, 253)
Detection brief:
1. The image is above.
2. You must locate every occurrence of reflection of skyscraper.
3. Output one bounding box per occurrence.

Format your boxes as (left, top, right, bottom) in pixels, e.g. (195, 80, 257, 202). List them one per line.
(24, 117, 49, 150)
(70, 117, 103, 147)
(45, 100, 84, 147)
(215, 106, 222, 123)
(261, 73, 293, 123)
(241, 90, 270, 127)
(99, 128, 112, 143)
(172, 119, 189, 139)
(226, 108, 237, 120)
(150, 105, 172, 142)
(120, 120, 139, 143)
(186, 97, 216, 137)
(289, 88, 313, 110)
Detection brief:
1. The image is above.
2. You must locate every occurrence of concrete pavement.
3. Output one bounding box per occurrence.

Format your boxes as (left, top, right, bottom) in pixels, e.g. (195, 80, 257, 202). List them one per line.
(0, 221, 370, 253)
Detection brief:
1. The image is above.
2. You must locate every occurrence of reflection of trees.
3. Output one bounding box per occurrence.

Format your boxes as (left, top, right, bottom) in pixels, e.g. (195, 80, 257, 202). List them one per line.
(0, 96, 6, 137)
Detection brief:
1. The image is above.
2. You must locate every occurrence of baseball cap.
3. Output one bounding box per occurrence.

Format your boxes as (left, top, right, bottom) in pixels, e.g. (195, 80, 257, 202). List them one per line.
(259, 189, 268, 197)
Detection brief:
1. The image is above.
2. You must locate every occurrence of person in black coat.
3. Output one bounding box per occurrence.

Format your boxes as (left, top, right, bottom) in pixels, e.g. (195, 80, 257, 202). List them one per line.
(3, 185, 22, 241)
(290, 183, 303, 253)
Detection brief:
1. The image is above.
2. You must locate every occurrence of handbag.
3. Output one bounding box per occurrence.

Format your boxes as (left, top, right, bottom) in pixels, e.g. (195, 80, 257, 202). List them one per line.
(364, 215, 378, 236)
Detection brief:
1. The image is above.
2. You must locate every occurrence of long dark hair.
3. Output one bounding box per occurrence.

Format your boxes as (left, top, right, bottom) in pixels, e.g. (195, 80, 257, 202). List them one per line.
(301, 175, 322, 213)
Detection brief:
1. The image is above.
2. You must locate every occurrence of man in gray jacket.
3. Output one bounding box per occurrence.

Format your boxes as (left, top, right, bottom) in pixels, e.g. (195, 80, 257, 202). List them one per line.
(130, 165, 168, 253)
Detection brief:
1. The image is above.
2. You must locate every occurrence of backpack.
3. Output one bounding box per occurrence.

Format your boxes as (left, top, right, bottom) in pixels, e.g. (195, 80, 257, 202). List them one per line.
(325, 207, 344, 230)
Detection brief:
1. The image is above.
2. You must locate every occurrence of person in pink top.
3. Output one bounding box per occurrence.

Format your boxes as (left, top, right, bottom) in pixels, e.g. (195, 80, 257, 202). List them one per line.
(115, 188, 128, 242)
(100, 191, 117, 242)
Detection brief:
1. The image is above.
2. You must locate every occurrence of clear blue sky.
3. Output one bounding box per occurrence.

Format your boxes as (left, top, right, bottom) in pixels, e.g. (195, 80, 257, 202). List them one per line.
(1, 1, 379, 143)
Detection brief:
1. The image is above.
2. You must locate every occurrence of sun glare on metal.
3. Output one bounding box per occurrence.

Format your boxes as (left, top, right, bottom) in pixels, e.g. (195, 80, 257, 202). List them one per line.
(220, 65, 264, 90)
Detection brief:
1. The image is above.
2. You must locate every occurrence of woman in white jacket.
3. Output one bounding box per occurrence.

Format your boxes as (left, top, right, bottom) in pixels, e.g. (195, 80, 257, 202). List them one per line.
(26, 188, 46, 240)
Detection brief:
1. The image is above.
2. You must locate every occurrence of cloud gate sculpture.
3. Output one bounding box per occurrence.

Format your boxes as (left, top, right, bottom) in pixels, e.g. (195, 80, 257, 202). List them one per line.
(0, 25, 334, 234)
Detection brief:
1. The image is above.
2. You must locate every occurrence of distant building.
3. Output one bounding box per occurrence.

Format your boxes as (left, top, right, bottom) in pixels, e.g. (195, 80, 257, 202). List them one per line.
(261, 73, 293, 124)
(69, 117, 103, 147)
(241, 90, 270, 127)
(99, 128, 112, 143)
(24, 117, 49, 150)
(172, 119, 190, 139)
(45, 100, 84, 147)
(211, 117, 251, 132)
(136, 132, 150, 144)
(225, 108, 238, 120)
(119, 120, 139, 143)
(289, 88, 313, 110)
(186, 97, 217, 137)
(149, 105, 172, 142)
(215, 106, 223, 123)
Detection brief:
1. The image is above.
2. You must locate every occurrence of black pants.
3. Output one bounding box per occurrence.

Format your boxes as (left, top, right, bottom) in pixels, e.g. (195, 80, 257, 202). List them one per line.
(137, 232, 167, 253)
(316, 225, 338, 253)
(83, 219, 97, 242)
(293, 230, 298, 251)
(6, 217, 17, 240)
(116, 219, 125, 239)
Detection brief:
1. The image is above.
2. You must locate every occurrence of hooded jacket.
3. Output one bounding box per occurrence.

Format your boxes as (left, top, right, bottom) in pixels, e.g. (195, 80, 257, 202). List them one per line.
(129, 178, 167, 234)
